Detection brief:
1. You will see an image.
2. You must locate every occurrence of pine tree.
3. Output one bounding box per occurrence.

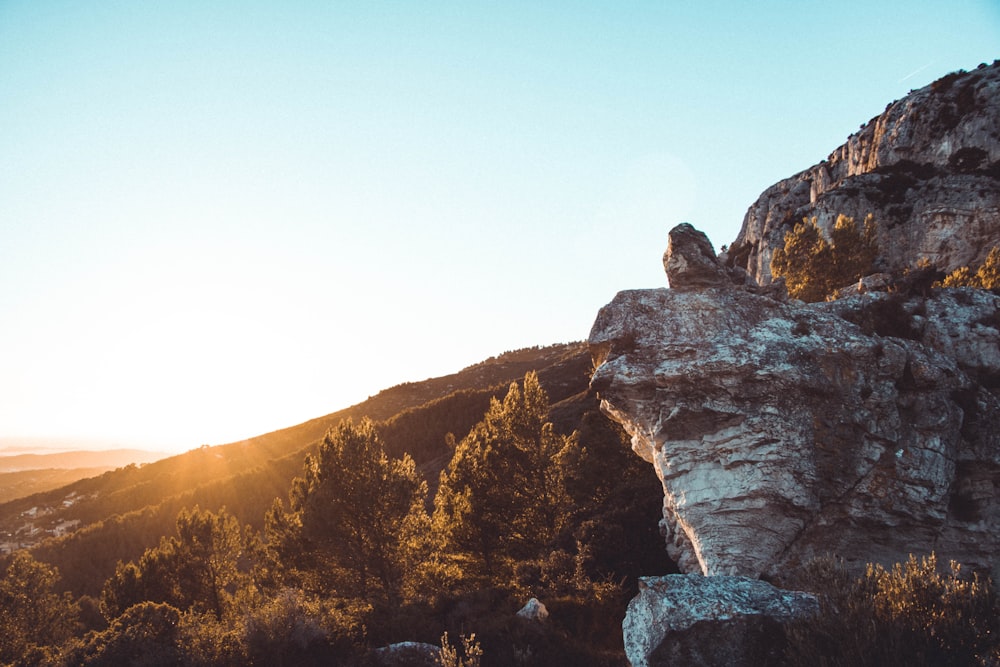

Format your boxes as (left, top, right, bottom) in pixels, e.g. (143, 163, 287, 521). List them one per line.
(433, 372, 578, 578)
(941, 246, 1000, 289)
(269, 418, 429, 605)
(101, 506, 250, 622)
(771, 214, 878, 301)
(0, 551, 79, 663)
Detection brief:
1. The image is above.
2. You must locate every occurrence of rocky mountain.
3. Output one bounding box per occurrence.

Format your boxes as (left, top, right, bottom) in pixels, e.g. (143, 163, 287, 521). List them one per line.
(727, 61, 1000, 285)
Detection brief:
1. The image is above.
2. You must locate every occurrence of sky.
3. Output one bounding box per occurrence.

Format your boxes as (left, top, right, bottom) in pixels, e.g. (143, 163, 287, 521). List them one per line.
(1, 1, 998, 453)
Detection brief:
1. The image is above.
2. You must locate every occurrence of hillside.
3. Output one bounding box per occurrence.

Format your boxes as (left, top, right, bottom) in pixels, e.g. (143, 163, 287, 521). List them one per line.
(1, 342, 597, 595)
(0, 450, 171, 505)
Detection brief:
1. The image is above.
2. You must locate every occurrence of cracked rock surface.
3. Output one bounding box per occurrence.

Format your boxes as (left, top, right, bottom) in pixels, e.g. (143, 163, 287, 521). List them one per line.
(589, 225, 1000, 579)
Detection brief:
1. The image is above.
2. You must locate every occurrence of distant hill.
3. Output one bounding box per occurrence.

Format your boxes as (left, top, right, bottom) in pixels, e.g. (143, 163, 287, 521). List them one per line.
(1, 342, 596, 596)
(0, 449, 169, 473)
(0, 449, 171, 505)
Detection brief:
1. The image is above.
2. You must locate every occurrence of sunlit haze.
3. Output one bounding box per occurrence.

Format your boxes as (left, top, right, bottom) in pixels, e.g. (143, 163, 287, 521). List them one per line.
(1, 1, 997, 453)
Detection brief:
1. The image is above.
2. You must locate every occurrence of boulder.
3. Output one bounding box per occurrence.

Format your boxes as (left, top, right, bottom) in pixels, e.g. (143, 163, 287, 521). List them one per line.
(371, 641, 441, 667)
(516, 597, 549, 622)
(589, 227, 1000, 578)
(663, 223, 733, 290)
(623, 574, 819, 667)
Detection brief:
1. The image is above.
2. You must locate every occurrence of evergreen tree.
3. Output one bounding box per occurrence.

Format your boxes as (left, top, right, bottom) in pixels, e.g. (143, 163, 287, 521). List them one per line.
(268, 418, 429, 605)
(433, 372, 578, 577)
(941, 246, 1000, 289)
(0, 551, 79, 663)
(771, 214, 878, 301)
(101, 506, 250, 622)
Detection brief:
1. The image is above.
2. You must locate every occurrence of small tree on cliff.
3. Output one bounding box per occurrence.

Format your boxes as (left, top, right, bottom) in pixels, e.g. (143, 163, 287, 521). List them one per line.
(433, 372, 578, 577)
(771, 214, 878, 301)
(941, 246, 1000, 289)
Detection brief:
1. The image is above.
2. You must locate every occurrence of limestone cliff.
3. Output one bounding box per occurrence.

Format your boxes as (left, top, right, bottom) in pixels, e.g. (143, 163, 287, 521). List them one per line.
(729, 61, 1000, 285)
(589, 224, 1000, 579)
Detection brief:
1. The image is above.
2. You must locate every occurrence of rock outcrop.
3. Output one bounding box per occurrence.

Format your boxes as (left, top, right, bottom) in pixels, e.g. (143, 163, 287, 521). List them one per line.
(728, 61, 1000, 285)
(589, 224, 1000, 579)
(623, 574, 818, 667)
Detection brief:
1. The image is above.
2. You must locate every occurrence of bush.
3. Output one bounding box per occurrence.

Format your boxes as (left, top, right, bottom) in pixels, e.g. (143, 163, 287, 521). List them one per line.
(784, 553, 999, 666)
(770, 215, 878, 302)
(941, 247, 1000, 289)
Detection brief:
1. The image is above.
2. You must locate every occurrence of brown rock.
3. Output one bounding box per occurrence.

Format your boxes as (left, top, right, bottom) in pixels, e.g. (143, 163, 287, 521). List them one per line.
(663, 223, 732, 290)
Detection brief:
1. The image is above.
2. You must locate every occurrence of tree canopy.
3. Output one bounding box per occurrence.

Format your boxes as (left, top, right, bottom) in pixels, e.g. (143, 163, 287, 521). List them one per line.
(771, 214, 879, 301)
(268, 417, 429, 605)
(941, 246, 1000, 289)
(433, 372, 578, 578)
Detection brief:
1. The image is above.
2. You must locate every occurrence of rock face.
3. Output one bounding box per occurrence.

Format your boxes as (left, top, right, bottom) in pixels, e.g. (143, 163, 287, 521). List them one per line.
(728, 62, 1000, 285)
(623, 574, 819, 667)
(589, 224, 1000, 579)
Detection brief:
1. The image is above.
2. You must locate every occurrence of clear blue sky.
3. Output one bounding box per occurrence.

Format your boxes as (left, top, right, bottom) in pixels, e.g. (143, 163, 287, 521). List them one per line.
(1, 1, 997, 452)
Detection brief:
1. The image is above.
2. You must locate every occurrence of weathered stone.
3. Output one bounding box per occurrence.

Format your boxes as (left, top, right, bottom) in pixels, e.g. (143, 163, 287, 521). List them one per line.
(663, 223, 732, 290)
(589, 276, 1000, 579)
(516, 597, 549, 622)
(371, 641, 441, 667)
(730, 62, 1000, 285)
(623, 574, 819, 667)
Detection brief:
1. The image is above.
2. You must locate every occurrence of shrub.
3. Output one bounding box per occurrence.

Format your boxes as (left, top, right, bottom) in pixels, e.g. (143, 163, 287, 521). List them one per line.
(771, 214, 878, 302)
(438, 632, 483, 667)
(941, 247, 1000, 289)
(784, 553, 999, 666)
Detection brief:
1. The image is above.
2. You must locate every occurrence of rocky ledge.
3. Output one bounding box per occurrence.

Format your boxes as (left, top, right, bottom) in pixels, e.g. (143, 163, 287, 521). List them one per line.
(589, 224, 1000, 579)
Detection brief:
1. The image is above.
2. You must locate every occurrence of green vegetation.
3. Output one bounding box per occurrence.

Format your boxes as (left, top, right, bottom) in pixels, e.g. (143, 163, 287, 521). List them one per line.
(439, 632, 483, 667)
(770, 214, 878, 302)
(0, 340, 996, 664)
(267, 417, 429, 605)
(940, 246, 1000, 289)
(100, 506, 255, 622)
(0, 551, 79, 665)
(433, 372, 578, 578)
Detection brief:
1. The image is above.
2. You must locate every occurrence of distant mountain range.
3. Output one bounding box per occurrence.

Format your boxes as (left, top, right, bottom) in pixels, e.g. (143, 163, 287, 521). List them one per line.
(0, 449, 172, 504)
(0, 449, 170, 473)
